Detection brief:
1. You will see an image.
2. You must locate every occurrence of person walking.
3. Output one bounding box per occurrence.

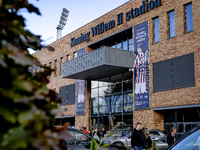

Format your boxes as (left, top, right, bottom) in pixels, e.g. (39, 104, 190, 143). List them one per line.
(93, 128, 101, 138)
(102, 127, 106, 138)
(167, 127, 177, 147)
(82, 127, 89, 135)
(142, 128, 152, 150)
(88, 129, 92, 137)
(131, 122, 143, 150)
(93, 132, 100, 143)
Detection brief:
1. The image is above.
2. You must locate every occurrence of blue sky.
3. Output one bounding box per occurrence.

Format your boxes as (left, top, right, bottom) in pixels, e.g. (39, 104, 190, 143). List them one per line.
(21, 0, 130, 54)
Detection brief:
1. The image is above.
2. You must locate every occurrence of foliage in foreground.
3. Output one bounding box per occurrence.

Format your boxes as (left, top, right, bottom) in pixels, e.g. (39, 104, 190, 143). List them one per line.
(90, 122, 127, 150)
(0, 0, 67, 149)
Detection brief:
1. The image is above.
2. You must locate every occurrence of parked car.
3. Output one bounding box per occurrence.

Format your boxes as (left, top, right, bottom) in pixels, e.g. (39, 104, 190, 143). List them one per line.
(166, 124, 200, 150)
(65, 128, 128, 150)
(66, 127, 92, 150)
(110, 129, 165, 148)
(155, 135, 168, 150)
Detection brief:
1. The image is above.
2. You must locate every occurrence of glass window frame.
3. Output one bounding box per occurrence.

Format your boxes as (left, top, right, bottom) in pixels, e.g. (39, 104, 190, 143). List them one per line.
(54, 59, 57, 77)
(60, 57, 63, 75)
(184, 2, 193, 33)
(168, 10, 175, 39)
(73, 51, 77, 58)
(66, 54, 70, 61)
(153, 17, 159, 44)
(128, 37, 133, 51)
(90, 73, 133, 116)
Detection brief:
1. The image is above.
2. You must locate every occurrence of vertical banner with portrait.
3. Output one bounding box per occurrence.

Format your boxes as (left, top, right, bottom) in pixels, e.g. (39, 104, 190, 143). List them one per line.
(76, 48, 86, 114)
(134, 22, 150, 109)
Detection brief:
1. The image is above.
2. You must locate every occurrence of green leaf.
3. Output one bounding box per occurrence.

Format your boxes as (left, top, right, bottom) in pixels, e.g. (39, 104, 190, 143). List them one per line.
(90, 137, 99, 150)
(105, 132, 114, 137)
(0, 106, 16, 124)
(18, 109, 34, 126)
(101, 144, 110, 147)
(1, 126, 31, 149)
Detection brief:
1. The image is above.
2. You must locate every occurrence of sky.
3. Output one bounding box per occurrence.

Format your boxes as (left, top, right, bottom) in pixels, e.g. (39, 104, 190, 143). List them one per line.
(21, 0, 130, 54)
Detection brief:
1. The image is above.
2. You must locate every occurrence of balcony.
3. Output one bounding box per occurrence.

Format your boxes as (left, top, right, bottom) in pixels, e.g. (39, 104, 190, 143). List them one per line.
(61, 46, 133, 80)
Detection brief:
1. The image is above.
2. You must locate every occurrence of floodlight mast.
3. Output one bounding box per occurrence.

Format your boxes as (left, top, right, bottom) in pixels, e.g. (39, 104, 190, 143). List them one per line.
(56, 8, 69, 40)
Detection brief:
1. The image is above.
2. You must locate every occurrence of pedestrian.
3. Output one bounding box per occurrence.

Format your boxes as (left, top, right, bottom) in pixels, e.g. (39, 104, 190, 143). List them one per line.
(88, 129, 92, 137)
(92, 127, 96, 136)
(93, 128, 101, 138)
(93, 132, 100, 143)
(102, 127, 106, 137)
(167, 127, 177, 147)
(131, 122, 143, 150)
(82, 127, 89, 135)
(142, 128, 152, 150)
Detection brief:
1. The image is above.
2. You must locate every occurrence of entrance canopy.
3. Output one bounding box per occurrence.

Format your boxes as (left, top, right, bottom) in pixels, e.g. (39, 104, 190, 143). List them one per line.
(153, 104, 200, 112)
(61, 46, 133, 80)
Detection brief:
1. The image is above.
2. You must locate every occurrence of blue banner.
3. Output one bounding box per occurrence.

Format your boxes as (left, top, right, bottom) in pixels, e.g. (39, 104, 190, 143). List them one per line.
(76, 48, 86, 114)
(77, 48, 86, 57)
(134, 22, 150, 109)
(124, 93, 133, 112)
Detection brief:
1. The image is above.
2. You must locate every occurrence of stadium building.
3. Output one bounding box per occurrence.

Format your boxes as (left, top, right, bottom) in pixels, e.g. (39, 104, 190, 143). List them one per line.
(33, 0, 200, 134)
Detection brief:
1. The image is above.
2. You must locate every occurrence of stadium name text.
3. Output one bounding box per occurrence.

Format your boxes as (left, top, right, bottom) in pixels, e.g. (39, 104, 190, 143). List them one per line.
(71, 0, 161, 47)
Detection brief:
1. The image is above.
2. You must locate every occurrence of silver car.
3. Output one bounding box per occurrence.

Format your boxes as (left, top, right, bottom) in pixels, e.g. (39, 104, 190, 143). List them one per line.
(155, 135, 169, 150)
(110, 130, 165, 149)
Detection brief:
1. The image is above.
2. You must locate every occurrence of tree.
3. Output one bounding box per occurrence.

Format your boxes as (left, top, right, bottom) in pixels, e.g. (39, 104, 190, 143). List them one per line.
(0, 0, 67, 149)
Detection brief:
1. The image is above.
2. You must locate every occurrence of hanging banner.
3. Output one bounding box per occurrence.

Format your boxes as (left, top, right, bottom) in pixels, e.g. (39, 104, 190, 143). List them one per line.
(124, 93, 133, 112)
(76, 48, 86, 114)
(134, 22, 150, 109)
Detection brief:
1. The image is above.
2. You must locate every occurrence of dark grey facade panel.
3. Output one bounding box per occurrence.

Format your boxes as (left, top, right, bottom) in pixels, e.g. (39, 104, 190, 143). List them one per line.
(153, 59, 172, 92)
(153, 53, 195, 93)
(68, 84, 76, 105)
(61, 46, 133, 80)
(59, 84, 75, 106)
(173, 53, 195, 89)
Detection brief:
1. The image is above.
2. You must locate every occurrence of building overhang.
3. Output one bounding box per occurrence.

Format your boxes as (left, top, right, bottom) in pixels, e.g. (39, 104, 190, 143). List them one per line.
(61, 46, 133, 80)
(55, 115, 75, 119)
(153, 104, 200, 112)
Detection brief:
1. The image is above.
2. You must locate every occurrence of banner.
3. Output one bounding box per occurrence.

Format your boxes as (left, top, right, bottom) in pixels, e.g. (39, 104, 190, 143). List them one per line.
(76, 48, 86, 114)
(134, 22, 150, 109)
(124, 93, 133, 112)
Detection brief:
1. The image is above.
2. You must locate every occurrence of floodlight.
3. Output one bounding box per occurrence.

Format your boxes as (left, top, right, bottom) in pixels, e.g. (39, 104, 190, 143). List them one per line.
(56, 8, 69, 40)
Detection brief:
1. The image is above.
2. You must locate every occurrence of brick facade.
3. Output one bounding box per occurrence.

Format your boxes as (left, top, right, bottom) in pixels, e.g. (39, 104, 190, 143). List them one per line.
(33, 0, 200, 130)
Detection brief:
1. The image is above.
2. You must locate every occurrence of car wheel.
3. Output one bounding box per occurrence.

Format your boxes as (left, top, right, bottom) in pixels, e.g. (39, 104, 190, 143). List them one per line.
(113, 142, 124, 147)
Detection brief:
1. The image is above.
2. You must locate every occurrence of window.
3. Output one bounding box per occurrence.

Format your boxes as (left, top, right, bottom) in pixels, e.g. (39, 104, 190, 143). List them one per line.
(110, 37, 133, 51)
(111, 42, 116, 48)
(153, 53, 195, 92)
(66, 130, 90, 146)
(153, 17, 159, 43)
(60, 57, 63, 75)
(91, 73, 133, 115)
(170, 129, 200, 150)
(123, 40, 128, 50)
(184, 3, 193, 33)
(49, 62, 52, 78)
(73, 51, 77, 58)
(168, 10, 175, 38)
(54, 59, 57, 77)
(66, 54, 70, 61)
(128, 38, 133, 51)
(117, 41, 122, 49)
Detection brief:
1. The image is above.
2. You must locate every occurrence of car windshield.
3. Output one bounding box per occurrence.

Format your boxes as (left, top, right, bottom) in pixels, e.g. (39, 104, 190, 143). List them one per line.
(66, 130, 90, 145)
(171, 129, 200, 150)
